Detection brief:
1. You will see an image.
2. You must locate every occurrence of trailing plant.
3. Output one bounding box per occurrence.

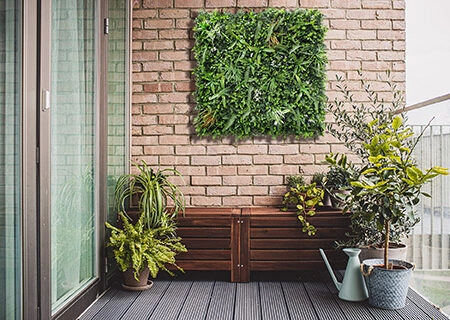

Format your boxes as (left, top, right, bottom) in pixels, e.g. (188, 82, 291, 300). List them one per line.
(193, 9, 328, 139)
(281, 183, 324, 236)
(336, 116, 448, 268)
(115, 161, 185, 230)
(106, 212, 187, 280)
(286, 173, 306, 189)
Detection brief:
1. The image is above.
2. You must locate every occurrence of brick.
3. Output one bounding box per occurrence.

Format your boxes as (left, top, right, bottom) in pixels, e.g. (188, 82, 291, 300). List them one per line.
(191, 156, 221, 165)
(142, 125, 173, 135)
(143, 41, 174, 50)
(131, 146, 143, 155)
(207, 145, 237, 154)
(362, 40, 392, 50)
(393, 40, 405, 51)
(132, 10, 157, 19)
(361, 19, 391, 29)
(223, 196, 253, 206)
(159, 9, 190, 18)
(223, 155, 253, 165)
(321, 9, 346, 19)
(131, 155, 159, 165)
(329, 60, 361, 71)
(378, 30, 405, 40)
(347, 30, 376, 40)
(176, 18, 194, 29)
(330, 40, 361, 50)
(238, 166, 268, 175)
(331, 0, 361, 9)
(144, 19, 174, 29)
(325, 29, 346, 40)
(392, 20, 405, 30)
(237, 145, 268, 154)
(133, 30, 158, 40)
(174, 61, 196, 71)
(143, 0, 173, 8)
(376, 9, 404, 20)
(158, 92, 190, 103)
(377, 51, 404, 61)
(132, 136, 159, 146)
(160, 71, 190, 81)
(361, 61, 391, 71)
(284, 154, 314, 164)
(270, 165, 301, 175)
(206, 0, 236, 7)
(362, 0, 392, 9)
(191, 196, 222, 206)
(159, 135, 190, 144)
(330, 19, 360, 30)
(207, 186, 237, 196)
(327, 50, 346, 60)
(254, 175, 284, 186)
(269, 0, 298, 7)
(143, 104, 173, 114)
(223, 176, 252, 185)
(253, 155, 283, 164)
(253, 196, 282, 206)
(143, 61, 174, 72)
(133, 51, 158, 61)
(177, 166, 206, 176)
(160, 50, 190, 61)
(299, 0, 330, 7)
(207, 166, 237, 175)
(159, 29, 190, 39)
(268, 145, 299, 155)
(144, 145, 174, 154)
(175, 82, 195, 92)
(237, 0, 268, 6)
(346, 50, 376, 60)
(132, 115, 157, 125)
(176, 145, 206, 155)
(143, 83, 172, 93)
(133, 93, 158, 103)
(192, 176, 222, 186)
(300, 144, 330, 154)
(175, 0, 204, 7)
(159, 114, 189, 125)
(346, 9, 376, 20)
(175, 39, 194, 50)
(238, 186, 269, 195)
(159, 155, 189, 165)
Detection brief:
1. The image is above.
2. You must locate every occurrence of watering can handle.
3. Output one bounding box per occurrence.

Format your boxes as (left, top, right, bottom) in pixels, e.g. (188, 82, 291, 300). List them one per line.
(360, 263, 373, 277)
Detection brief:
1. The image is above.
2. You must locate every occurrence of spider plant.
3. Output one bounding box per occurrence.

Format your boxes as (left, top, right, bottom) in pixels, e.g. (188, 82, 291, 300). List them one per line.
(115, 160, 185, 229)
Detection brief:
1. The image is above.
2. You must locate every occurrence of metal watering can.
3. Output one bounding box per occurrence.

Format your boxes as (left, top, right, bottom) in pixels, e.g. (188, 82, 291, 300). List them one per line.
(319, 248, 368, 302)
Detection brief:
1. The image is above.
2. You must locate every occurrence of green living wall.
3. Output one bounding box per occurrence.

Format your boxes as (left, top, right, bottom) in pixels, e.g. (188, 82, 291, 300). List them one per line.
(193, 9, 328, 139)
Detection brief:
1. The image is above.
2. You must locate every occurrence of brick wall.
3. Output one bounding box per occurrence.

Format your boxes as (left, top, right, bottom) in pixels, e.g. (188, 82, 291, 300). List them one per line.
(131, 0, 406, 207)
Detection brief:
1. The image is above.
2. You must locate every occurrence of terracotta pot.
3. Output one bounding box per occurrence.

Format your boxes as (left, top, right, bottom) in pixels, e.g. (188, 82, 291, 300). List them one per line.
(122, 267, 152, 291)
(359, 243, 407, 262)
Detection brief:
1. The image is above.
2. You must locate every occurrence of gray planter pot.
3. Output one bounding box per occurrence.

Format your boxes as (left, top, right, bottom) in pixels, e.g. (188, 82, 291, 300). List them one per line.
(359, 243, 407, 262)
(361, 259, 414, 309)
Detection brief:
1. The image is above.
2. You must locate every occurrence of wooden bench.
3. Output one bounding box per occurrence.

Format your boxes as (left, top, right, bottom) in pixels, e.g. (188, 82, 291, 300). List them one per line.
(175, 207, 350, 282)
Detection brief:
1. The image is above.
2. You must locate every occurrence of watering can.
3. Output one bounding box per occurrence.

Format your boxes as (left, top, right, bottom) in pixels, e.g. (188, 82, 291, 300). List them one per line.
(319, 248, 368, 302)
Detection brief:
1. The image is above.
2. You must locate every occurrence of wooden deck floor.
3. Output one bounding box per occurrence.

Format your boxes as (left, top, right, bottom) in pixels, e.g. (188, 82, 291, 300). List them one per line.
(78, 272, 449, 320)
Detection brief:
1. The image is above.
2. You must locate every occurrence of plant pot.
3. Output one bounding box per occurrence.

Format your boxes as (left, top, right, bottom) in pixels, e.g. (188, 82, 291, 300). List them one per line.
(359, 243, 407, 262)
(361, 259, 414, 309)
(122, 267, 153, 291)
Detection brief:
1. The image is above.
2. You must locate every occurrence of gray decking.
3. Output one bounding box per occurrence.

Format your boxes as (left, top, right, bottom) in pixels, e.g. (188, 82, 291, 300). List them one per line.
(79, 272, 449, 320)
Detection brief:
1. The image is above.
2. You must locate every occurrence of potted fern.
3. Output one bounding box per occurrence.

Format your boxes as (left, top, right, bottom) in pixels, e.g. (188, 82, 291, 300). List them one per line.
(107, 160, 187, 290)
(106, 212, 187, 290)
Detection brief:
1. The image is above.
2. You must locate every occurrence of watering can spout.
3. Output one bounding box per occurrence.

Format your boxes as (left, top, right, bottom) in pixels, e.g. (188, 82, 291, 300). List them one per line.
(319, 248, 368, 302)
(319, 248, 342, 291)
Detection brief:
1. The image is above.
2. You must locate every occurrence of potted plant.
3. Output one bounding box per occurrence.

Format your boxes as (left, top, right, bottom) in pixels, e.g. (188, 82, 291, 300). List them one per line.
(281, 181, 324, 236)
(114, 160, 185, 229)
(336, 116, 448, 309)
(106, 212, 187, 290)
(324, 154, 351, 208)
(326, 72, 418, 258)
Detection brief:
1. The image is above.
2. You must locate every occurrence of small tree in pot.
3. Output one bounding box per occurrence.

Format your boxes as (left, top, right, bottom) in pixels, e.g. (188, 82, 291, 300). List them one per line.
(339, 116, 448, 309)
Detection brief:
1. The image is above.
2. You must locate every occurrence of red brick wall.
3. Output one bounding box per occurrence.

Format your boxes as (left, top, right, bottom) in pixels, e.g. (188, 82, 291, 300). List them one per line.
(131, 0, 406, 207)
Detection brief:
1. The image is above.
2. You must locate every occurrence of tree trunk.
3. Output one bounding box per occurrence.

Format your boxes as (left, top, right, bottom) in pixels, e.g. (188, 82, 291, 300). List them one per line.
(384, 220, 390, 269)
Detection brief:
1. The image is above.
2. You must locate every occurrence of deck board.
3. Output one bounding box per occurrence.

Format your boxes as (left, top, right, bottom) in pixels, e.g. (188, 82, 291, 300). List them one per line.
(78, 273, 450, 320)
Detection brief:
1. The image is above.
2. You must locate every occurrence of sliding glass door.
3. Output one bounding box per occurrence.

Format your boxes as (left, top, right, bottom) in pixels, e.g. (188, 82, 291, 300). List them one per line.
(50, 0, 98, 312)
(0, 1, 22, 319)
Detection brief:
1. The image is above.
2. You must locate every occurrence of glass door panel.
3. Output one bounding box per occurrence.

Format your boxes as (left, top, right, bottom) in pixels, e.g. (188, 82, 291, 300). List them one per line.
(0, 1, 22, 319)
(50, 0, 97, 311)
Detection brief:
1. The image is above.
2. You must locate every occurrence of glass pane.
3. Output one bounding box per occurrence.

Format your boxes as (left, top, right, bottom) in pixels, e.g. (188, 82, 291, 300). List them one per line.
(107, 0, 128, 224)
(50, 0, 97, 311)
(0, 1, 22, 319)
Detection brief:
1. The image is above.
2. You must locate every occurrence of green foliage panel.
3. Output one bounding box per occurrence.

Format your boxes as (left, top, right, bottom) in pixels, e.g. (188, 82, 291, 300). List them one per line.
(193, 9, 328, 139)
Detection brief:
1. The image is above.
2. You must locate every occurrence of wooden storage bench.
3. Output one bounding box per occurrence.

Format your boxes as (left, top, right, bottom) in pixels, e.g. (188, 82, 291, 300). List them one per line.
(175, 207, 350, 282)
